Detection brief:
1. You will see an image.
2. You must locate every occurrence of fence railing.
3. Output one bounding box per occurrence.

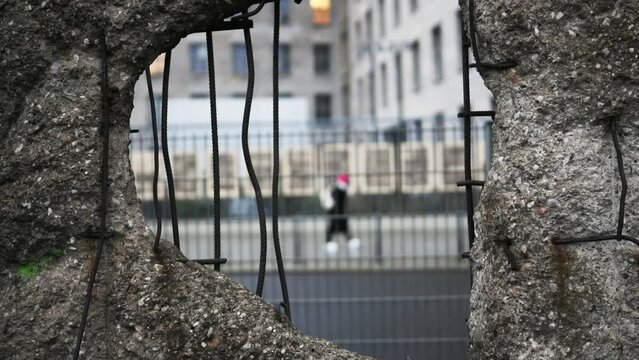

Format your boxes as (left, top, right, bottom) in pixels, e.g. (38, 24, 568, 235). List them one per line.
(129, 121, 487, 359)
(146, 213, 469, 272)
(130, 123, 490, 216)
(130, 123, 489, 270)
(129, 123, 488, 271)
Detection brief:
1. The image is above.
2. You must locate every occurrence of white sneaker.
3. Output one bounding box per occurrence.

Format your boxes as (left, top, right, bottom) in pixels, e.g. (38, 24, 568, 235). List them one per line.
(347, 238, 361, 257)
(325, 241, 338, 257)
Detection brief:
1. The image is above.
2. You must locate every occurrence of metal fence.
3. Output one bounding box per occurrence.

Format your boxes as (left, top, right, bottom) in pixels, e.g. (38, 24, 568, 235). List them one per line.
(129, 120, 490, 359)
(147, 213, 469, 271)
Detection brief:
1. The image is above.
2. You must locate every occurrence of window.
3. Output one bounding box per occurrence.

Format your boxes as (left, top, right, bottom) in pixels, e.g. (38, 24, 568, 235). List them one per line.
(411, 41, 421, 92)
(315, 94, 332, 121)
(279, 44, 291, 74)
(232, 44, 248, 75)
(378, 0, 386, 37)
(365, 10, 373, 47)
(189, 43, 207, 75)
(368, 70, 376, 116)
(153, 94, 162, 123)
(393, 0, 400, 27)
(394, 52, 403, 107)
(381, 62, 388, 106)
(432, 25, 444, 82)
(279, 0, 290, 24)
(355, 21, 362, 58)
(410, 0, 419, 12)
(313, 44, 331, 74)
(310, 0, 331, 25)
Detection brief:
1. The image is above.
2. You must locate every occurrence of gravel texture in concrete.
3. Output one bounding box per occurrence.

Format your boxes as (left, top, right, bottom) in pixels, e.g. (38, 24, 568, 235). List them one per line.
(0, 1, 370, 358)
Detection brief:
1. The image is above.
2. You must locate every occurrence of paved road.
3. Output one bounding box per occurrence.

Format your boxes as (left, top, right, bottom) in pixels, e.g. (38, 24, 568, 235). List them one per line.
(231, 269, 471, 360)
(147, 214, 470, 271)
(146, 214, 472, 359)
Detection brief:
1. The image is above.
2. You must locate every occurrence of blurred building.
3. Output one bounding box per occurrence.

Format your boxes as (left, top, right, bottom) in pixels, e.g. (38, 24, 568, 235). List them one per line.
(130, 0, 344, 132)
(128, 6, 490, 355)
(342, 0, 494, 132)
(130, 0, 494, 134)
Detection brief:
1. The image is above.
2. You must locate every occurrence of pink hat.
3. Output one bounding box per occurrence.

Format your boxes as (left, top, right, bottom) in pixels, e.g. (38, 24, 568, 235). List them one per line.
(337, 174, 350, 184)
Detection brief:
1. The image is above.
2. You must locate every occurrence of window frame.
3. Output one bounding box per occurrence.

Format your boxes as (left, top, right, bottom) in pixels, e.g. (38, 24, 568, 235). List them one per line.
(189, 43, 208, 75)
(313, 43, 332, 75)
(393, 0, 401, 27)
(232, 43, 248, 76)
(378, 0, 386, 37)
(411, 40, 421, 93)
(279, 0, 290, 25)
(410, 0, 419, 12)
(315, 93, 333, 122)
(279, 44, 292, 75)
(432, 25, 444, 83)
(380, 62, 388, 106)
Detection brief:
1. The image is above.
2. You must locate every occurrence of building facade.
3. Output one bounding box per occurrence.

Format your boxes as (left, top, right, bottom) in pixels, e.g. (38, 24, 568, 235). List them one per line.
(130, 0, 494, 133)
(130, 1, 343, 130)
(344, 0, 494, 131)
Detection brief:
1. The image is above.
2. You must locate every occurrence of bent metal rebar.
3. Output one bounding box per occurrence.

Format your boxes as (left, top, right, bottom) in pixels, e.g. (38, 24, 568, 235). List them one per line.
(458, 1, 638, 284)
(74, 29, 111, 360)
(552, 117, 639, 248)
(458, 0, 518, 281)
(74, 1, 300, 358)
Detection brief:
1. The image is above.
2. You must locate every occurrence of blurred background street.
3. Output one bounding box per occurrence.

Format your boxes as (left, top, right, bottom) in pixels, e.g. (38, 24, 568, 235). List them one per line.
(129, 1, 494, 358)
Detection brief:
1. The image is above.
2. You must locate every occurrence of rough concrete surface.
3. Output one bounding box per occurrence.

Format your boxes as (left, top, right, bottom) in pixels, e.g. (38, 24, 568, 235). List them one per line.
(463, 0, 639, 359)
(0, 1, 370, 358)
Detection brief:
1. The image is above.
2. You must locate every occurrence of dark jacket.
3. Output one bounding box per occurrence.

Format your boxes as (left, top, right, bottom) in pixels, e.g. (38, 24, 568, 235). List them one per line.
(327, 185, 348, 233)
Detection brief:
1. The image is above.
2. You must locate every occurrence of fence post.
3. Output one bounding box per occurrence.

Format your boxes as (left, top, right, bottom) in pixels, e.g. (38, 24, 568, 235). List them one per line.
(375, 214, 383, 262)
(485, 120, 493, 175)
(456, 211, 465, 259)
(293, 216, 302, 264)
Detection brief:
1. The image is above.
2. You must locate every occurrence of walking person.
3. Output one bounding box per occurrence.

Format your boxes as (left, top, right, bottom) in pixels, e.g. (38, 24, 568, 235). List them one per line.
(321, 174, 360, 257)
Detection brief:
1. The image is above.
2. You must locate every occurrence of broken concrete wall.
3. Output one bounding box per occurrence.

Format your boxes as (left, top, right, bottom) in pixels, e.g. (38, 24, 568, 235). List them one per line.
(0, 1, 369, 358)
(463, 0, 639, 359)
